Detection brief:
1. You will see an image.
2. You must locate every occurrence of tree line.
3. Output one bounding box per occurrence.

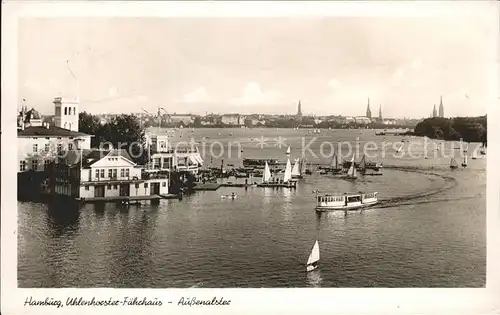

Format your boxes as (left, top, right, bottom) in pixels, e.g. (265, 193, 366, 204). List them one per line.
(79, 112, 147, 163)
(413, 116, 487, 144)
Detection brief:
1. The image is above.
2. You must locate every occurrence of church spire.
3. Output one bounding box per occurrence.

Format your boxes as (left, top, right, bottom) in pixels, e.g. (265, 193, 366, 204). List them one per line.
(378, 104, 382, 120)
(366, 97, 372, 119)
(439, 96, 444, 117)
(432, 104, 437, 117)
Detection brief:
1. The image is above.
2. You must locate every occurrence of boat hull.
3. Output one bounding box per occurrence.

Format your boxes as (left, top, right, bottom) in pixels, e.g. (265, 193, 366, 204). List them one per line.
(306, 264, 318, 272)
(315, 200, 378, 212)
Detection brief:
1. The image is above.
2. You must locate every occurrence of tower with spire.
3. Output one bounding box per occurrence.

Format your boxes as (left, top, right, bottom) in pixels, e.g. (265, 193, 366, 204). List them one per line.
(439, 96, 444, 117)
(366, 98, 372, 119)
(432, 104, 437, 118)
(297, 100, 302, 118)
(378, 104, 382, 120)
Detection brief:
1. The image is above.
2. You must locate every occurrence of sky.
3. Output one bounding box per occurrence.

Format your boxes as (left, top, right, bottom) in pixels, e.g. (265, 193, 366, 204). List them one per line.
(18, 10, 497, 118)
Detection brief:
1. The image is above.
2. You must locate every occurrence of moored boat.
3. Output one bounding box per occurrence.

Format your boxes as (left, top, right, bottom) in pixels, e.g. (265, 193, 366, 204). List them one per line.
(315, 191, 378, 211)
(450, 157, 458, 169)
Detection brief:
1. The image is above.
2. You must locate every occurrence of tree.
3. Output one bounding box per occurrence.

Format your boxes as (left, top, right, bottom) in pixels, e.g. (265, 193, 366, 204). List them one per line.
(78, 113, 147, 164)
(79, 112, 103, 147)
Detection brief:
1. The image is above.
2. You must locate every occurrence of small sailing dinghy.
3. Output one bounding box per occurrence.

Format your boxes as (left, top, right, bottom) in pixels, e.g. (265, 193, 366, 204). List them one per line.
(450, 157, 459, 169)
(471, 151, 478, 160)
(286, 146, 291, 155)
(343, 156, 358, 179)
(283, 158, 293, 185)
(221, 192, 237, 200)
(462, 155, 468, 168)
(306, 240, 320, 272)
(262, 161, 272, 183)
(291, 158, 302, 179)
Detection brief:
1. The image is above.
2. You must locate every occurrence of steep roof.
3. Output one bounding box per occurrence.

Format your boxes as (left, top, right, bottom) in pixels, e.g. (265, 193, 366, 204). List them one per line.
(17, 125, 91, 138)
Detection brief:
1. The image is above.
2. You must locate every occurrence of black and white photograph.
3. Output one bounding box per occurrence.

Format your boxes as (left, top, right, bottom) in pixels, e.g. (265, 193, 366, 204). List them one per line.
(2, 1, 499, 314)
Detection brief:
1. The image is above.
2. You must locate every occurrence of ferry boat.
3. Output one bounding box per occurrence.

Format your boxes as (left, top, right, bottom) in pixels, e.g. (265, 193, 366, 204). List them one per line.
(315, 191, 378, 211)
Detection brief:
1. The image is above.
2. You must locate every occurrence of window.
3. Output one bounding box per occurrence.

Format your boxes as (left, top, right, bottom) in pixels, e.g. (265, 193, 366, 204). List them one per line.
(144, 183, 148, 188)
(107, 185, 112, 189)
(95, 169, 99, 178)
(113, 169, 117, 178)
(120, 169, 125, 177)
(33, 144, 38, 153)
(113, 185, 117, 189)
(85, 186, 89, 191)
(64, 107, 67, 115)
(162, 182, 166, 187)
(68, 143, 73, 150)
(32, 160, 38, 170)
(20, 160, 27, 171)
(125, 169, 129, 177)
(57, 143, 62, 153)
(44, 160, 50, 169)
(73, 107, 76, 115)
(108, 169, 113, 178)
(45, 144, 50, 152)
(135, 183, 139, 188)
(100, 169, 105, 178)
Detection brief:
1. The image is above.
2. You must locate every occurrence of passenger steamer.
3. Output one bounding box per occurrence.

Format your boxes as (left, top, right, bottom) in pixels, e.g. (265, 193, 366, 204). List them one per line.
(314, 191, 378, 212)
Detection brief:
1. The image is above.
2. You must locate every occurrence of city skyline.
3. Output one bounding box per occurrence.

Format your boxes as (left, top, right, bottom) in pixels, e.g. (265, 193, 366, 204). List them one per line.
(19, 14, 493, 118)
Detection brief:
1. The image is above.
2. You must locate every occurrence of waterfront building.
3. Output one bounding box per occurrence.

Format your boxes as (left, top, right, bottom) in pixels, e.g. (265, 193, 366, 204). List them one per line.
(382, 118, 397, 125)
(439, 96, 444, 118)
(52, 149, 169, 199)
(145, 134, 203, 175)
(17, 98, 91, 173)
(343, 116, 356, 124)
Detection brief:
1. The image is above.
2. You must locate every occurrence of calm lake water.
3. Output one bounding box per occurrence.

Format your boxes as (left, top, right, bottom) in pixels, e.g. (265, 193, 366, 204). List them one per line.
(18, 129, 486, 287)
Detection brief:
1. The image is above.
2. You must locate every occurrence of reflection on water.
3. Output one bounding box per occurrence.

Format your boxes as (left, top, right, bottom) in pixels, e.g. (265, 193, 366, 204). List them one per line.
(306, 270, 323, 287)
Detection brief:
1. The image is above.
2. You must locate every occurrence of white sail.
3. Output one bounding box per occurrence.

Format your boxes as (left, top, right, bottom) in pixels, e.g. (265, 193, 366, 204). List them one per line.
(472, 151, 478, 159)
(359, 155, 366, 169)
(306, 240, 320, 266)
(263, 162, 272, 183)
(347, 156, 357, 177)
(463, 155, 468, 165)
(450, 157, 458, 167)
(396, 146, 402, 153)
(283, 159, 292, 183)
(291, 159, 301, 176)
(286, 146, 291, 155)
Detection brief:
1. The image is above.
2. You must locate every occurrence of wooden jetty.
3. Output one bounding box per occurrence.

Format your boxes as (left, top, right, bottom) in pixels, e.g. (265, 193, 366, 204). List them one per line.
(193, 183, 222, 191)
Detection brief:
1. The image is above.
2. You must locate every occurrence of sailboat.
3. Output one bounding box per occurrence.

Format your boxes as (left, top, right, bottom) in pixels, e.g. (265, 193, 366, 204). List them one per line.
(344, 156, 358, 179)
(471, 151, 478, 160)
(283, 158, 292, 184)
(262, 162, 272, 183)
(291, 158, 302, 178)
(358, 155, 366, 171)
(450, 157, 458, 169)
(306, 240, 320, 272)
(461, 155, 468, 168)
(331, 153, 342, 174)
(286, 146, 291, 155)
(396, 145, 403, 154)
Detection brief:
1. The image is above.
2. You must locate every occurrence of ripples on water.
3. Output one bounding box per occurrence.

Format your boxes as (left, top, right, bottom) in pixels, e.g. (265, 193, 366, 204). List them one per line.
(18, 130, 486, 288)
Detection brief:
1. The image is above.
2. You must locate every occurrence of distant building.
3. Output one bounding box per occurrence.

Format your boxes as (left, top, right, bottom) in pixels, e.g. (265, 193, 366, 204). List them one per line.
(221, 114, 244, 126)
(297, 100, 302, 118)
(439, 96, 444, 118)
(355, 116, 372, 125)
(343, 116, 356, 124)
(382, 119, 397, 125)
(432, 104, 437, 118)
(168, 114, 194, 125)
(378, 105, 383, 120)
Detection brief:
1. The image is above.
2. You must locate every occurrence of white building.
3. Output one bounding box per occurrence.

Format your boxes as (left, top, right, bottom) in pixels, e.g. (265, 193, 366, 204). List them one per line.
(354, 116, 372, 125)
(53, 149, 169, 199)
(53, 97, 79, 132)
(221, 114, 244, 126)
(17, 97, 91, 172)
